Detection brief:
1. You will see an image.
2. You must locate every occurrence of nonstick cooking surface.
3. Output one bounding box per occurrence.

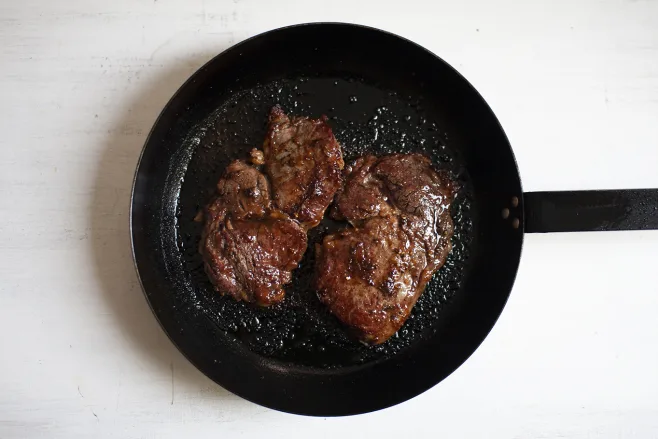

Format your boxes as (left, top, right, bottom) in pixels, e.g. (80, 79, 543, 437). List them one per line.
(175, 75, 475, 368)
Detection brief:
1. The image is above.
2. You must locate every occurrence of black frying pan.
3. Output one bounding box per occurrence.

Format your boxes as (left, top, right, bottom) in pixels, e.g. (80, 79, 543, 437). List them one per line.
(131, 23, 658, 416)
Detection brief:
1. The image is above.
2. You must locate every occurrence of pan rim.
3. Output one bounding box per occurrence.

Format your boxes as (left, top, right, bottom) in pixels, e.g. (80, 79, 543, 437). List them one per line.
(129, 21, 525, 416)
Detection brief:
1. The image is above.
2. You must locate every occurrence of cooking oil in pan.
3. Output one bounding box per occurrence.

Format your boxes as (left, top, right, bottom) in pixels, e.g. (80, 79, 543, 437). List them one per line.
(175, 76, 474, 368)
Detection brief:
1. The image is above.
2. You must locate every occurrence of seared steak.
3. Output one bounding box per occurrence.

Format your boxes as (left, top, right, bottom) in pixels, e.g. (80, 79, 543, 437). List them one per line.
(316, 154, 457, 343)
(262, 106, 344, 228)
(200, 160, 307, 306)
(200, 107, 345, 305)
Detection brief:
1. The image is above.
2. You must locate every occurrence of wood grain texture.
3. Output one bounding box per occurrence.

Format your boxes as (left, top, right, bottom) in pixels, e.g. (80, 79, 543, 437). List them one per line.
(0, 0, 657, 438)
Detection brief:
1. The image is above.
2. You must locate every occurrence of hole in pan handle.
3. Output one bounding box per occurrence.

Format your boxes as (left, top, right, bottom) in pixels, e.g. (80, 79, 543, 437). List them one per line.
(523, 189, 658, 233)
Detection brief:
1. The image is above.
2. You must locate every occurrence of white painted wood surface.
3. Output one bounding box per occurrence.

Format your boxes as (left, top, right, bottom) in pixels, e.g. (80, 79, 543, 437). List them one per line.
(1, 0, 658, 437)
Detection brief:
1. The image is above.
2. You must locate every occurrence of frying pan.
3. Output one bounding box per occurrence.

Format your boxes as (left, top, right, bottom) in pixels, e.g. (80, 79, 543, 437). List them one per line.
(130, 23, 658, 416)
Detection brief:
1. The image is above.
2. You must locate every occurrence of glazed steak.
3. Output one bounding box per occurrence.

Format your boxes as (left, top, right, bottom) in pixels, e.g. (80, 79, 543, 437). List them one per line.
(316, 154, 458, 344)
(200, 160, 307, 306)
(262, 106, 344, 228)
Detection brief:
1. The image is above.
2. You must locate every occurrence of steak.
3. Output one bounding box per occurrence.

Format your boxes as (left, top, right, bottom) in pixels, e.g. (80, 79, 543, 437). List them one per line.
(262, 106, 344, 228)
(200, 160, 307, 306)
(315, 154, 458, 343)
(200, 108, 345, 305)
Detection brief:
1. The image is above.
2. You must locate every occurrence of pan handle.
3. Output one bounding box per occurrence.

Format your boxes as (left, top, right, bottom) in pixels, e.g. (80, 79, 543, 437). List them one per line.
(523, 189, 658, 233)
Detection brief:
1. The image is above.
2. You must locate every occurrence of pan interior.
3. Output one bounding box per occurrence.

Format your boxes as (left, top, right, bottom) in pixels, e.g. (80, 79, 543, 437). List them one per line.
(176, 75, 474, 368)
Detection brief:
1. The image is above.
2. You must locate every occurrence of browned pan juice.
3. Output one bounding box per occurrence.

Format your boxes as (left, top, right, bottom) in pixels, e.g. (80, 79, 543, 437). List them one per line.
(175, 76, 474, 368)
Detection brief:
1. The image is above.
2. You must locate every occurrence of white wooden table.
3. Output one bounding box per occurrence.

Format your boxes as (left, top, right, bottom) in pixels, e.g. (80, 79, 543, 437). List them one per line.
(1, 1, 658, 437)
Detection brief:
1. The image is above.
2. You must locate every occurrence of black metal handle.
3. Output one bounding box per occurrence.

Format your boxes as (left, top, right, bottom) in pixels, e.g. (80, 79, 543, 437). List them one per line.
(524, 189, 658, 233)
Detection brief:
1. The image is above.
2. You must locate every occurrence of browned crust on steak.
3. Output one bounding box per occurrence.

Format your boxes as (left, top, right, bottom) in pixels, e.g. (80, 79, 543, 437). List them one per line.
(262, 106, 344, 228)
(316, 154, 458, 343)
(200, 160, 307, 306)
